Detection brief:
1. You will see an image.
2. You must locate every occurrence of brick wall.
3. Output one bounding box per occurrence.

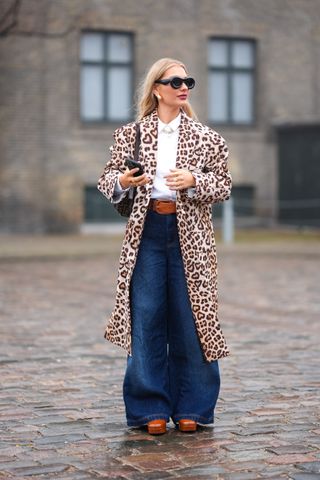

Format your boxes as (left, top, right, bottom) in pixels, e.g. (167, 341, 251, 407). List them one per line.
(0, 0, 319, 232)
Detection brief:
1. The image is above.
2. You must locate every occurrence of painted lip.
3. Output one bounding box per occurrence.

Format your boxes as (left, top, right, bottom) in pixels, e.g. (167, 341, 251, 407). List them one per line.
(177, 94, 188, 100)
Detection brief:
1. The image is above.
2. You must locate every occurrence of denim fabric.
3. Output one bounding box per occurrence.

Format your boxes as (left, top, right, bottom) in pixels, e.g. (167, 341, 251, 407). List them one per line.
(123, 210, 220, 427)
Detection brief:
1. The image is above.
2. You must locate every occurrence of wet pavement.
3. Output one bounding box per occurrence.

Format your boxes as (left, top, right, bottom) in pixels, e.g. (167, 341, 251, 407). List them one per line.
(0, 237, 320, 479)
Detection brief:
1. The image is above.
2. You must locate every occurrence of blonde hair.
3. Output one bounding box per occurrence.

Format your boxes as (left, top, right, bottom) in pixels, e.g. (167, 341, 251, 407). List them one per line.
(136, 57, 197, 121)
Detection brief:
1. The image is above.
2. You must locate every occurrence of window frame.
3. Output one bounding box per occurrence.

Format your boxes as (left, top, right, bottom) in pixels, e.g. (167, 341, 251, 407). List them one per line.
(80, 30, 134, 124)
(208, 37, 257, 127)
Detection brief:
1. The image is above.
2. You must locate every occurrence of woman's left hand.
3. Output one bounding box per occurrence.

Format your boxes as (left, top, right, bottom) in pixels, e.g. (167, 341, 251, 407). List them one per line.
(164, 168, 196, 191)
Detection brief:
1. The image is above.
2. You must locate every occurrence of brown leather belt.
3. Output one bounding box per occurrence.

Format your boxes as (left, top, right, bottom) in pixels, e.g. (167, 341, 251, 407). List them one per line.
(148, 199, 176, 214)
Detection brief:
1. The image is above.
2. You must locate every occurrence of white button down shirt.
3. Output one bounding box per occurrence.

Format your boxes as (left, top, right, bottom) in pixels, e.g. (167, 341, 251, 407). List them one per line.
(151, 113, 180, 201)
(113, 112, 194, 202)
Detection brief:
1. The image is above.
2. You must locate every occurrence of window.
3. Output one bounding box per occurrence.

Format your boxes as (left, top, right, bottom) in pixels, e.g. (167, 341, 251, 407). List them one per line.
(208, 38, 256, 125)
(80, 32, 133, 122)
(84, 186, 125, 223)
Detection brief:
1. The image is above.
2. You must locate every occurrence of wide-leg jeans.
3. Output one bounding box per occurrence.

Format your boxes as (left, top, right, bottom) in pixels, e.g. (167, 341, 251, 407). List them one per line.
(123, 210, 220, 427)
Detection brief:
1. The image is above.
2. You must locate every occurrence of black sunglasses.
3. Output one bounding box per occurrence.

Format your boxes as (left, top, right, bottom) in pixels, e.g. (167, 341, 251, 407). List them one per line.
(155, 76, 195, 90)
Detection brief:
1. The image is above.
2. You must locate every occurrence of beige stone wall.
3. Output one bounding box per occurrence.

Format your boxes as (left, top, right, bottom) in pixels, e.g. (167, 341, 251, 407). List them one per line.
(0, 0, 319, 231)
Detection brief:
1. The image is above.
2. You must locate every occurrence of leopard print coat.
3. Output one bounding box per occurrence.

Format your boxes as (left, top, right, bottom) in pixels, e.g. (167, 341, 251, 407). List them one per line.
(97, 109, 232, 362)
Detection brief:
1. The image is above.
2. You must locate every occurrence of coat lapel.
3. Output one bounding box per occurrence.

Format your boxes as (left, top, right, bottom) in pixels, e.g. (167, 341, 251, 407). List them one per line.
(139, 109, 199, 173)
(176, 111, 199, 170)
(139, 110, 158, 181)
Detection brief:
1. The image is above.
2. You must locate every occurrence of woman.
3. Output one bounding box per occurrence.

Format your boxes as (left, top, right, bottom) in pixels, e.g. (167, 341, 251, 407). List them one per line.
(97, 57, 232, 435)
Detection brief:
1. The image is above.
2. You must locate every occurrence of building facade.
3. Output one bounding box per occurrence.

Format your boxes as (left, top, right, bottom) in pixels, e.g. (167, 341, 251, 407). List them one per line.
(0, 0, 319, 232)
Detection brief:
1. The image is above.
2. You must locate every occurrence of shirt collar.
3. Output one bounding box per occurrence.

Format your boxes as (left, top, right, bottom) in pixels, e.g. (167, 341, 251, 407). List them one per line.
(158, 112, 181, 134)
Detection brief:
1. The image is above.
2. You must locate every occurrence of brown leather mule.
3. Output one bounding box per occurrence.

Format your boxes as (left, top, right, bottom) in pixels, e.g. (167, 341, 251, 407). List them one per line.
(178, 419, 197, 432)
(147, 419, 167, 435)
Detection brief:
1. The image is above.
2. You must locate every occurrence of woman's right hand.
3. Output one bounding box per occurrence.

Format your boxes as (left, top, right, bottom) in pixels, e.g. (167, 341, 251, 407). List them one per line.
(119, 168, 150, 189)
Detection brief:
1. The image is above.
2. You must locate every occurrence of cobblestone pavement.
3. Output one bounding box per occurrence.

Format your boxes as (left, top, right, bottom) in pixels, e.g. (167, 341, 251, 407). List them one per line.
(0, 238, 320, 479)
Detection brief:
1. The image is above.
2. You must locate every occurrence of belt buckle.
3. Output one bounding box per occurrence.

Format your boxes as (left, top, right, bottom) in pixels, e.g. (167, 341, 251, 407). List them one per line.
(154, 200, 162, 214)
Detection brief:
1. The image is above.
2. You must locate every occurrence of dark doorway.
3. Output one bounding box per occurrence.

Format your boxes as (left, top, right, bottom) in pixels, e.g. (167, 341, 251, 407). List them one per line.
(84, 186, 125, 223)
(277, 124, 320, 227)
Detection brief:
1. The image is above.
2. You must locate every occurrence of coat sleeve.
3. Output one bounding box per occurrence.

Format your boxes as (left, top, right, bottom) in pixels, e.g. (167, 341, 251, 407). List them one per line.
(190, 130, 232, 205)
(97, 126, 133, 202)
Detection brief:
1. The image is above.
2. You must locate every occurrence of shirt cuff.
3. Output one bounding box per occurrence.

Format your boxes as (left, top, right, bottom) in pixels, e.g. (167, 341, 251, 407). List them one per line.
(112, 176, 130, 203)
(187, 187, 196, 198)
(114, 176, 129, 194)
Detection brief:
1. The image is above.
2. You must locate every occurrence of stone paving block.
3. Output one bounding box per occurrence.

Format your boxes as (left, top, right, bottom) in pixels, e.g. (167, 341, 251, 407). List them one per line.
(0, 459, 39, 469)
(28, 415, 72, 425)
(184, 438, 235, 451)
(294, 462, 320, 473)
(223, 441, 271, 452)
(167, 464, 226, 476)
(175, 451, 227, 467)
(235, 435, 285, 445)
(238, 415, 286, 425)
(92, 466, 143, 478)
(218, 460, 267, 472)
(168, 477, 220, 480)
(267, 454, 317, 465)
(45, 474, 102, 480)
(308, 437, 320, 448)
(259, 476, 289, 479)
(226, 449, 273, 462)
(232, 427, 279, 436)
(0, 432, 41, 445)
(289, 474, 320, 480)
(36, 455, 88, 469)
(280, 424, 318, 432)
(123, 470, 176, 480)
(29, 443, 68, 454)
(123, 442, 189, 456)
(266, 445, 316, 455)
(258, 467, 293, 478)
(250, 408, 288, 416)
(218, 473, 260, 479)
(274, 432, 316, 443)
(0, 446, 26, 458)
(2, 463, 70, 476)
(118, 452, 185, 471)
(0, 455, 15, 463)
(34, 433, 87, 445)
(83, 430, 112, 440)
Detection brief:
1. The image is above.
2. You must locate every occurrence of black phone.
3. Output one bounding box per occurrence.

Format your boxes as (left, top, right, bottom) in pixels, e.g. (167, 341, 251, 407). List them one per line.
(125, 158, 144, 177)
